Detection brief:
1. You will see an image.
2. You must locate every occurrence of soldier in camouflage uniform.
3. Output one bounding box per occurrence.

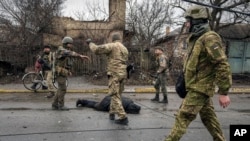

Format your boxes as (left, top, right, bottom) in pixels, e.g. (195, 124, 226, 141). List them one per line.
(52, 36, 90, 110)
(31, 45, 55, 95)
(151, 46, 168, 103)
(40, 45, 56, 98)
(165, 6, 232, 141)
(87, 34, 129, 125)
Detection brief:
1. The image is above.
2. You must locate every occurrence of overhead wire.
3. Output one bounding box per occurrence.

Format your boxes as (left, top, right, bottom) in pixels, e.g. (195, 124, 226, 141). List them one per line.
(182, 0, 250, 16)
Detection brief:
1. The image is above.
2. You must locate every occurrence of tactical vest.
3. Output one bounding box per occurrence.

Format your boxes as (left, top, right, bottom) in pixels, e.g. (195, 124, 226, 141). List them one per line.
(41, 52, 52, 70)
(41, 52, 52, 65)
(156, 54, 168, 73)
(55, 46, 73, 70)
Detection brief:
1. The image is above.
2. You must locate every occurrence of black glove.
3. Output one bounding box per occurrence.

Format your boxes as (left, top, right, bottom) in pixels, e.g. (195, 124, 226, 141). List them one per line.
(86, 38, 92, 45)
(37, 58, 45, 64)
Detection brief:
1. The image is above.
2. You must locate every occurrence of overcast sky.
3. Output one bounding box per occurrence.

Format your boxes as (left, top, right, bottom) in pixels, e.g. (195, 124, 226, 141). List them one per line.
(62, 0, 109, 20)
(62, 0, 182, 30)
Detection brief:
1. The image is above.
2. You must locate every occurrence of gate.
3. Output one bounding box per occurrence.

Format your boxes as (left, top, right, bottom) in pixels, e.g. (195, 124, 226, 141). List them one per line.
(228, 41, 250, 74)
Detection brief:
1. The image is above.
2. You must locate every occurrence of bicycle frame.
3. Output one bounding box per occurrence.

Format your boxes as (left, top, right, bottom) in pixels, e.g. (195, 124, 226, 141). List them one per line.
(22, 70, 68, 91)
(38, 71, 47, 86)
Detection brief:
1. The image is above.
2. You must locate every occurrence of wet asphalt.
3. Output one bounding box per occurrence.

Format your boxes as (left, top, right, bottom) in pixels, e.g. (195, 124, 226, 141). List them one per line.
(0, 91, 250, 141)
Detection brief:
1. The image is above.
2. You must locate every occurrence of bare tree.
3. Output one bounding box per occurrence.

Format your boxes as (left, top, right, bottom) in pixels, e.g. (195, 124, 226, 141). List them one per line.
(0, 0, 65, 46)
(126, 0, 172, 47)
(170, 0, 250, 31)
(73, 0, 109, 21)
(209, 0, 250, 31)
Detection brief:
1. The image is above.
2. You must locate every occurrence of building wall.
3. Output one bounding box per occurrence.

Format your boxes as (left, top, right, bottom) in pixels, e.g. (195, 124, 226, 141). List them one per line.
(44, 0, 126, 46)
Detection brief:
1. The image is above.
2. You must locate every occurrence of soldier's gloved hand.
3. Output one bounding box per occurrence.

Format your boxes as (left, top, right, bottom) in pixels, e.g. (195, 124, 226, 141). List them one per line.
(86, 38, 92, 45)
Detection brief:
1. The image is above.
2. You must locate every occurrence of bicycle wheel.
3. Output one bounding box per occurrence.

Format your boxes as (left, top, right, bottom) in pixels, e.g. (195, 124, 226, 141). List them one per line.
(52, 78, 68, 89)
(22, 72, 42, 91)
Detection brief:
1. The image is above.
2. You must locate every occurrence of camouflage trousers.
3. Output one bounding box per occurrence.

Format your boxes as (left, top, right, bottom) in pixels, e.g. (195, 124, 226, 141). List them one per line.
(44, 70, 55, 93)
(165, 91, 225, 141)
(52, 75, 67, 107)
(108, 75, 127, 119)
(154, 73, 167, 96)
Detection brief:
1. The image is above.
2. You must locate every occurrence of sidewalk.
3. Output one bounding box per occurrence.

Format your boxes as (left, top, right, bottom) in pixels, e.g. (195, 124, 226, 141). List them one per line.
(0, 76, 250, 94)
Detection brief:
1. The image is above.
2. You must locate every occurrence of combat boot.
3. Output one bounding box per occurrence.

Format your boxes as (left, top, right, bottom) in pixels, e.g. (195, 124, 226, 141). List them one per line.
(151, 94, 159, 102)
(159, 96, 168, 103)
(115, 117, 128, 125)
(109, 114, 115, 120)
(52, 104, 58, 110)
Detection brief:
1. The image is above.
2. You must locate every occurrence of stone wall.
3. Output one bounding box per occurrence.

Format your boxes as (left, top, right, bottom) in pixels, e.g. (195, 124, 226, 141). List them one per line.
(43, 0, 126, 46)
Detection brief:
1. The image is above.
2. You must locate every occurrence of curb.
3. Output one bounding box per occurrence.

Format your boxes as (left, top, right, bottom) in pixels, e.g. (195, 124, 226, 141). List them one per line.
(0, 87, 250, 94)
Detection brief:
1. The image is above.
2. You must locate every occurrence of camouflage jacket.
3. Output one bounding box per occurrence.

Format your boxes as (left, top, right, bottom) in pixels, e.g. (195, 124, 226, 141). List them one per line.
(184, 30, 232, 96)
(156, 54, 167, 74)
(89, 41, 128, 77)
(40, 52, 52, 70)
(55, 46, 79, 70)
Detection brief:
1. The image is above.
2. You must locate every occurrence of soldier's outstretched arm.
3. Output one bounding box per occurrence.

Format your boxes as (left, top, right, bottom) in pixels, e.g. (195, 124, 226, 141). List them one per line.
(60, 49, 90, 61)
(79, 54, 90, 61)
(89, 42, 112, 55)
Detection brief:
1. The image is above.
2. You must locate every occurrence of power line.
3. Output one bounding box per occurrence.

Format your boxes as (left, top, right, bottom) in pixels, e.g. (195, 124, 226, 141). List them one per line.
(182, 0, 250, 16)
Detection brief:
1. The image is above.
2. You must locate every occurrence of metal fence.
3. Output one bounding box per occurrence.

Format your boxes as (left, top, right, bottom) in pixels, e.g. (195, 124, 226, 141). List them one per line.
(0, 44, 183, 85)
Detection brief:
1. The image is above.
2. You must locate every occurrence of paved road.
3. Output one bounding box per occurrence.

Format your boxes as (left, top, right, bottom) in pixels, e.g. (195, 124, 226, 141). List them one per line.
(0, 92, 249, 141)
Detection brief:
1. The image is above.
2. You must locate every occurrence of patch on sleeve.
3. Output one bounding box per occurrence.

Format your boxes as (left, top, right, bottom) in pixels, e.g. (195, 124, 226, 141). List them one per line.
(212, 44, 219, 50)
(209, 43, 225, 61)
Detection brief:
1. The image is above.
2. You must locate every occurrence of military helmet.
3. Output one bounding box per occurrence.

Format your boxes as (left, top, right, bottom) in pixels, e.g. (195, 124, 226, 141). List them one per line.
(112, 34, 121, 42)
(154, 46, 164, 51)
(62, 36, 73, 44)
(185, 5, 210, 19)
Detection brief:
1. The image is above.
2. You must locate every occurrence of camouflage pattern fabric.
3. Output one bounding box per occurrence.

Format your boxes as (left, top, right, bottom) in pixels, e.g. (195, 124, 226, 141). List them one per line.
(89, 41, 128, 77)
(156, 54, 167, 73)
(165, 91, 225, 141)
(183, 30, 232, 96)
(41, 52, 55, 93)
(154, 73, 167, 97)
(44, 70, 55, 93)
(89, 41, 128, 119)
(41, 52, 52, 69)
(155, 54, 167, 97)
(165, 25, 231, 141)
(55, 46, 79, 70)
(108, 75, 127, 119)
(52, 46, 81, 108)
(52, 75, 67, 107)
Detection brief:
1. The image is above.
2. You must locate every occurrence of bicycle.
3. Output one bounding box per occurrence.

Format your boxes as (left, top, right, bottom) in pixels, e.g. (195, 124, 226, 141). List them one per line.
(22, 70, 68, 91)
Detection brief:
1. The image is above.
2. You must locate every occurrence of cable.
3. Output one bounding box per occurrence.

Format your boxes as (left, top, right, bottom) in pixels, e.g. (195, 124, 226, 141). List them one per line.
(182, 0, 250, 16)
